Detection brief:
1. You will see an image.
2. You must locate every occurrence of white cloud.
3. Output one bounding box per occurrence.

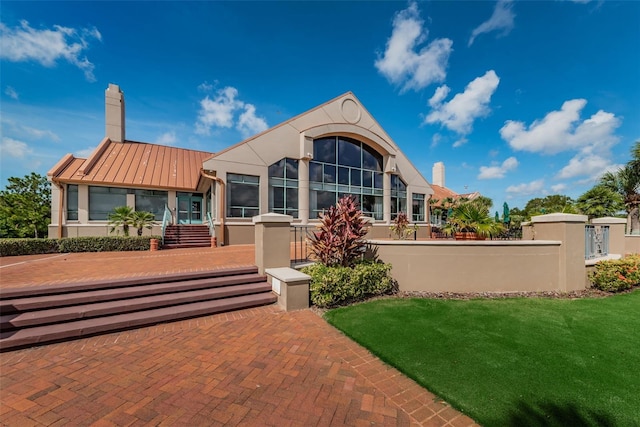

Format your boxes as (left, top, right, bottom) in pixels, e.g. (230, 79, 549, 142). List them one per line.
(557, 154, 621, 180)
(469, 0, 516, 46)
(425, 70, 500, 134)
(506, 179, 545, 196)
(237, 105, 268, 138)
(5, 86, 18, 100)
(500, 99, 620, 154)
(75, 146, 95, 158)
(0, 137, 32, 158)
(194, 85, 268, 138)
(428, 85, 450, 108)
(551, 183, 567, 193)
(375, 2, 453, 92)
(195, 87, 242, 135)
(155, 131, 177, 146)
(501, 99, 622, 180)
(0, 20, 101, 81)
(197, 81, 214, 92)
(430, 133, 441, 149)
(453, 137, 468, 148)
(478, 156, 518, 179)
(0, 118, 60, 142)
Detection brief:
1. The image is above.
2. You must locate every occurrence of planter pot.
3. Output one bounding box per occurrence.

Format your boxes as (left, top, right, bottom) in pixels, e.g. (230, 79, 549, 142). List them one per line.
(150, 238, 159, 251)
(454, 232, 486, 241)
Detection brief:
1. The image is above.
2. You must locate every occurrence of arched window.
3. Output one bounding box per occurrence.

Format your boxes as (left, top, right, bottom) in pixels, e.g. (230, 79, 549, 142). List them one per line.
(309, 136, 384, 219)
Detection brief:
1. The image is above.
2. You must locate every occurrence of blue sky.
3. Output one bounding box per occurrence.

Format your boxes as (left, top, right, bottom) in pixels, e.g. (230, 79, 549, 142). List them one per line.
(1, 0, 638, 210)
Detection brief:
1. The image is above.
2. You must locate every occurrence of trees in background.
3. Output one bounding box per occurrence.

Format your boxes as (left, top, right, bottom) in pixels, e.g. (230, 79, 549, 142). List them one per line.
(0, 173, 51, 238)
(599, 141, 640, 233)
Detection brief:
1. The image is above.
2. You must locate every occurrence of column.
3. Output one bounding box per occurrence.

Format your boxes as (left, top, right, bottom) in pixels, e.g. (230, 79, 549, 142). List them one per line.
(253, 213, 293, 275)
(298, 159, 310, 224)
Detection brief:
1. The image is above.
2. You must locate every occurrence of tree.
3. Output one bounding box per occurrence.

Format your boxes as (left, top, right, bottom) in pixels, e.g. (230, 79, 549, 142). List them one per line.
(131, 210, 156, 236)
(0, 173, 51, 238)
(576, 185, 624, 219)
(523, 195, 577, 219)
(600, 141, 640, 233)
(108, 206, 135, 236)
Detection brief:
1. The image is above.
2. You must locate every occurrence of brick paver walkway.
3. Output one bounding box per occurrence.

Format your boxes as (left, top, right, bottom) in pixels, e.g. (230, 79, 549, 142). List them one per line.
(0, 249, 478, 426)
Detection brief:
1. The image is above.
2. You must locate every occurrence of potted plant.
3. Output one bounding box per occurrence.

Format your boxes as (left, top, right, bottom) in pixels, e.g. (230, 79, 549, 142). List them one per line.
(442, 202, 504, 240)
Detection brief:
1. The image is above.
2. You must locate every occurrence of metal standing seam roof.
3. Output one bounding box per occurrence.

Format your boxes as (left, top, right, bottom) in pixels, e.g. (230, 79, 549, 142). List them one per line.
(48, 139, 214, 191)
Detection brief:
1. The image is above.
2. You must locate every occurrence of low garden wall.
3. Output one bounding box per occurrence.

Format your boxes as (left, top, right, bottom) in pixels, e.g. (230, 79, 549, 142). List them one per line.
(368, 240, 564, 293)
(626, 235, 640, 255)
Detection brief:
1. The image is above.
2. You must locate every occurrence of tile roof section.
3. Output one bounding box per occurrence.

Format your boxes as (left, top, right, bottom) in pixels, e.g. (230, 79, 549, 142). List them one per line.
(48, 140, 214, 191)
(430, 185, 480, 206)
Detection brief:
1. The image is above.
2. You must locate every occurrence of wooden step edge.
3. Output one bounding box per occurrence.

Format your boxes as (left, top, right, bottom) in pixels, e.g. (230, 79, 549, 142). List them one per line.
(0, 274, 268, 313)
(0, 266, 260, 300)
(0, 293, 277, 351)
(1, 282, 272, 329)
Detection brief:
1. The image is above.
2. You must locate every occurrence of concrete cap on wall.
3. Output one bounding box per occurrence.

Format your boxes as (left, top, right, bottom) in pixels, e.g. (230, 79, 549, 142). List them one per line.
(591, 217, 627, 224)
(531, 213, 588, 223)
(252, 213, 293, 224)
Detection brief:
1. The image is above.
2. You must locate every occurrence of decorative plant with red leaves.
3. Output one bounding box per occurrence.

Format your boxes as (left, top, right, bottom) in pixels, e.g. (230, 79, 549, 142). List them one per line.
(308, 195, 370, 267)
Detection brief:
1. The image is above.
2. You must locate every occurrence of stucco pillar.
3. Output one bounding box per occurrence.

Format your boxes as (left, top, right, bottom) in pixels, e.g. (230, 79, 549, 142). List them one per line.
(253, 213, 292, 275)
(126, 193, 135, 210)
(591, 217, 627, 256)
(531, 213, 587, 292)
(383, 172, 391, 224)
(298, 159, 310, 224)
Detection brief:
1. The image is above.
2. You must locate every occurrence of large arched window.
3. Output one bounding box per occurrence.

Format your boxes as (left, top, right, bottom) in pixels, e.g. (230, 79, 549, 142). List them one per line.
(309, 136, 384, 219)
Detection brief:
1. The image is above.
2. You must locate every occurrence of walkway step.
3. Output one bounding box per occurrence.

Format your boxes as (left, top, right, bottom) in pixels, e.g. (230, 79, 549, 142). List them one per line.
(0, 274, 266, 313)
(0, 293, 277, 351)
(0, 266, 277, 352)
(1, 282, 271, 329)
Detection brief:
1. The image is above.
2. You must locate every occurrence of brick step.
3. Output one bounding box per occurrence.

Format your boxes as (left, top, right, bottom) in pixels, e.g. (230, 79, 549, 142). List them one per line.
(0, 267, 259, 300)
(0, 273, 266, 313)
(0, 266, 277, 352)
(0, 292, 277, 351)
(1, 282, 271, 330)
(162, 243, 212, 249)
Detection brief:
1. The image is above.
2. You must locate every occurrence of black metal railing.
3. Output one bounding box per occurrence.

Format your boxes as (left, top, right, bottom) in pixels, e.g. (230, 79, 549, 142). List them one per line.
(291, 224, 314, 263)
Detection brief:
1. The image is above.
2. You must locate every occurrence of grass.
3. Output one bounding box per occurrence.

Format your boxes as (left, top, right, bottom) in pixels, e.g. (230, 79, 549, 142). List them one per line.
(325, 290, 640, 427)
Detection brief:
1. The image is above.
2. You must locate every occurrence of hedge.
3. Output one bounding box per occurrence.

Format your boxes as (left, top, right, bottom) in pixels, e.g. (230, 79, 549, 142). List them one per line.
(301, 260, 397, 308)
(589, 255, 640, 292)
(0, 236, 161, 257)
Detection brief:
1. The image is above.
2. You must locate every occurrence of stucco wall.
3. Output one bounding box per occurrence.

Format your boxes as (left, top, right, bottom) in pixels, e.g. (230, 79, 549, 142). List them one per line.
(626, 235, 640, 255)
(369, 240, 563, 293)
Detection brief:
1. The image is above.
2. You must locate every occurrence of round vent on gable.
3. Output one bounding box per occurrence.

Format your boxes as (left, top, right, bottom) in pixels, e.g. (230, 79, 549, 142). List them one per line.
(340, 98, 361, 124)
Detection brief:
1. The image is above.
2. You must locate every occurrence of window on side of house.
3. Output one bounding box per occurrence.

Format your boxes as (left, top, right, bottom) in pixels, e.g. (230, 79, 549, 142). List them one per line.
(88, 186, 128, 220)
(268, 158, 298, 218)
(390, 175, 407, 220)
(66, 184, 78, 221)
(227, 173, 259, 218)
(134, 189, 168, 221)
(412, 193, 425, 222)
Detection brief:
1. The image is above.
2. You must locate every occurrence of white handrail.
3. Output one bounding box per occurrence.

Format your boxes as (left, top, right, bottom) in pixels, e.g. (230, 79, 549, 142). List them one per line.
(206, 212, 215, 238)
(161, 204, 172, 245)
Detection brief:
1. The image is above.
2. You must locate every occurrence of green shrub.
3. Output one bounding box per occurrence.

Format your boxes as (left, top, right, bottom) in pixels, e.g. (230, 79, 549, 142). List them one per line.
(0, 236, 161, 256)
(58, 236, 159, 253)
(0, 238, 60, 256)
(589, 255, 640, 292)
(302, 260, 396, 308)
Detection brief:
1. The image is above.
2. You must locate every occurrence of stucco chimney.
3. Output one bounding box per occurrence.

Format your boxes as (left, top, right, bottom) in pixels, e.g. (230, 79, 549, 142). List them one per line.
(105, 83, 125, 142)
(432, 162, 445, 187)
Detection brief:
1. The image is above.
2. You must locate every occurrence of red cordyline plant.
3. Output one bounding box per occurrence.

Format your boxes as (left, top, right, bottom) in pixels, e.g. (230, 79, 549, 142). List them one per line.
(308, 195, 370, 267)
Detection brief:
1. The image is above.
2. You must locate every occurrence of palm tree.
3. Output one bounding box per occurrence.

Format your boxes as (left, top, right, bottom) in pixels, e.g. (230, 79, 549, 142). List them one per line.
(132, 211, 156, 236)
(442, 203, 504, 239)
(108, 206, 134, 236)
(600, 141, 640, 234)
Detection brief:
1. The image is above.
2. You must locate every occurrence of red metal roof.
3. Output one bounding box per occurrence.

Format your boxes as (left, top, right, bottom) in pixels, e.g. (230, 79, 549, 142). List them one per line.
(48, 139, 214, 191)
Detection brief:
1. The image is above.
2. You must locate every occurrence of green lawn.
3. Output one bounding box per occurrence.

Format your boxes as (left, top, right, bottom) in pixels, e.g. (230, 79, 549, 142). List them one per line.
(325, 290, 640, 427)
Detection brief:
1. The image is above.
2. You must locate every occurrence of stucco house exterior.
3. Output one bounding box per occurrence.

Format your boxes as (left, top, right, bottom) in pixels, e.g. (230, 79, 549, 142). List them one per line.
(48, 84, 434, 244)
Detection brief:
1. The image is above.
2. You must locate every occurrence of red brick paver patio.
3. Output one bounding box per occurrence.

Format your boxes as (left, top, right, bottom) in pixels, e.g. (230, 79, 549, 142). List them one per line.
(0, 248, 478, 426)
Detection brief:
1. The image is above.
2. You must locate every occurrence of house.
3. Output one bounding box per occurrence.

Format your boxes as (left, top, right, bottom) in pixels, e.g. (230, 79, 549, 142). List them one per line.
(48, 84, 434, 244)
(428, 161, 481, 226)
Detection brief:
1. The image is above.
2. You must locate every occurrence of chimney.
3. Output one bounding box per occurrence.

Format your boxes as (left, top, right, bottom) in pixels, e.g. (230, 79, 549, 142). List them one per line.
(432, 162, 445, 187)
(105, 83, 125, 142)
